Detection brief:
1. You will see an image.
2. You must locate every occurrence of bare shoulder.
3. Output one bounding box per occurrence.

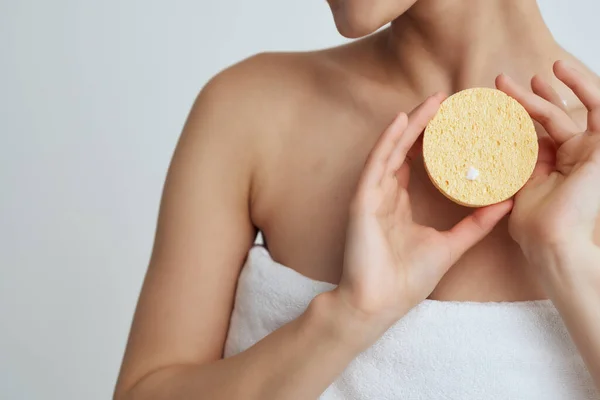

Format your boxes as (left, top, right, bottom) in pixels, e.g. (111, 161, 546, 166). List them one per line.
(195, 51, 342, 132)
(181, 51, 332, 180)
(182, 47, 367, 217)
(193, 36, 375, 130)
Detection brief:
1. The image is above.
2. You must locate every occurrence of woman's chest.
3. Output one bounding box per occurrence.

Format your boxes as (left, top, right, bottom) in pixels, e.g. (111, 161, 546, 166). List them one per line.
(251, 99, 545, 301)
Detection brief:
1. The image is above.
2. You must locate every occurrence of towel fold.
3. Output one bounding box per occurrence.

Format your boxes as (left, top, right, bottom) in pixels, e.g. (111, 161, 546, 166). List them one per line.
(224, 246, 597, 399)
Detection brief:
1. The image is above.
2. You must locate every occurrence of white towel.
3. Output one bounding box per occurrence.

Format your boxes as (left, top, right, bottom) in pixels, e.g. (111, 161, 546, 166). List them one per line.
(224, 246, 598, 399)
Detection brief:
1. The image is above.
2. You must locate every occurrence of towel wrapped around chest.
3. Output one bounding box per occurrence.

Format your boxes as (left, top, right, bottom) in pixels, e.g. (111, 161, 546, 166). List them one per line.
(224, 246, 597, 400)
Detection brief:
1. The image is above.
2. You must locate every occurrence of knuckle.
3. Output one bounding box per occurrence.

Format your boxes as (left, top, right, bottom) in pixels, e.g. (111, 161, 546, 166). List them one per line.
(471, 217, 487, 233)
(537, 107, 558, 124)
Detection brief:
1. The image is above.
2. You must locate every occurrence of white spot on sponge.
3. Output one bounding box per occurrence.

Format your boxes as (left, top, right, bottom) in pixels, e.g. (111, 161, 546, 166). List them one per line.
(466, 166, 480, 181)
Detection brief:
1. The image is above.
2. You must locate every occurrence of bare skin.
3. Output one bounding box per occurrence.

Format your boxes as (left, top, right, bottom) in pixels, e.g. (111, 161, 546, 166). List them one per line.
(114, 0, 600, 398)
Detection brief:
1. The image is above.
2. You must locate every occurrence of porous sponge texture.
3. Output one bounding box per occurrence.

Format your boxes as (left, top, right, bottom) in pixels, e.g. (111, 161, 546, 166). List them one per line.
(423, 88, 538, 207)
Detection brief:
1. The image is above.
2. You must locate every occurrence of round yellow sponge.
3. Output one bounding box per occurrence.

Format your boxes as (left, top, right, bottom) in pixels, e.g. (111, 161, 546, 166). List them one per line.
(423, 88, 538, 207)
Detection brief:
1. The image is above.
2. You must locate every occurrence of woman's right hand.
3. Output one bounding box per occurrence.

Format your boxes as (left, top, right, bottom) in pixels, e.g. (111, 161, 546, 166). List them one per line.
(335, 93, 513, 331)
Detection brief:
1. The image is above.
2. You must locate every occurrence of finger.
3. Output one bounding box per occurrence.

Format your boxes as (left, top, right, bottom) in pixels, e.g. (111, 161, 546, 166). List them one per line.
(395, 162, 410, 188)
(554, 60, 600, 111)
(496, 74, 579, 145)
(386, 93, 446, 174)
(360, 112, 408, 188)
(531, 75, 567, 112)
(442, 200, 513, 264)
(530, 136, 557, 179)
(553, 60, 600, 131)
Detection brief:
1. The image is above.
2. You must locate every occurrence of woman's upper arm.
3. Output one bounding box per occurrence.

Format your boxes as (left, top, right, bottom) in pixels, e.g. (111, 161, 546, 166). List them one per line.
(115, 66, 260, 394)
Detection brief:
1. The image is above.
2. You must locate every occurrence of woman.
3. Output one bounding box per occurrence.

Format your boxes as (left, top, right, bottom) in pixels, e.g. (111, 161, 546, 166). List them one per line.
(114, 0, 600, 398)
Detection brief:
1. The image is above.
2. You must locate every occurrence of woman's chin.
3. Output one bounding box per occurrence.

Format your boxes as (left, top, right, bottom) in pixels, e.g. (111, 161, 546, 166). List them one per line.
(329, 1, 416, 39)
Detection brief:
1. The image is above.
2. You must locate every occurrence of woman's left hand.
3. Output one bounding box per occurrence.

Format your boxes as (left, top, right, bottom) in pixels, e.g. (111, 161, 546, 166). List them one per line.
(496, 60, 600, 283)
(497, 61, 600, 390)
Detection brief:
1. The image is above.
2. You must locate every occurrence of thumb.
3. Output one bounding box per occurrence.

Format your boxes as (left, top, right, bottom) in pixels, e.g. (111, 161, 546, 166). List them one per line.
(442, 200, 514, 265)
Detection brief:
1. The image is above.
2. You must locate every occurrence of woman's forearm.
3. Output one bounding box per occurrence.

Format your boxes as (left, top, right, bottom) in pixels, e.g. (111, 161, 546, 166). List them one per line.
(543, 248, 600, 390)
(116, 291, 387, 400)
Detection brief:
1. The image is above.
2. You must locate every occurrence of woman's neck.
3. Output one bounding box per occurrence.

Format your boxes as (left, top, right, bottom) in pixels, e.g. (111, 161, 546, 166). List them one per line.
(382, 0, 563, 95)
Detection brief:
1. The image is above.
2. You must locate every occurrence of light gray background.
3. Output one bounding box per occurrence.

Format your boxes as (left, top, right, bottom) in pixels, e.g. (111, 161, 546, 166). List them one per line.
(0, 1, 598, 399)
